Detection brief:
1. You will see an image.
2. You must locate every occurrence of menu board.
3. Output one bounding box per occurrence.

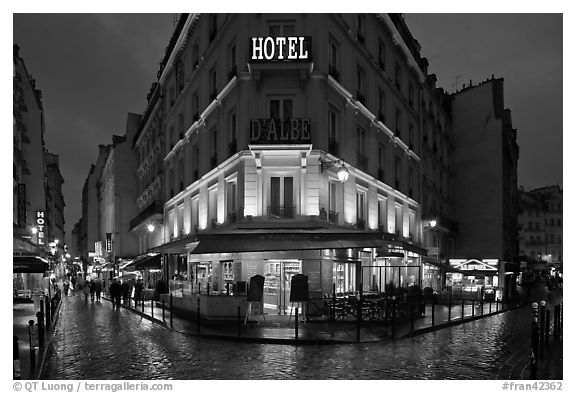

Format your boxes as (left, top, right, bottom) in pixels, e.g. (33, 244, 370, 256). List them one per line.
(307, 270, 321, 291)
(247, 275, 265, 302)
(290, 274, 309, 302)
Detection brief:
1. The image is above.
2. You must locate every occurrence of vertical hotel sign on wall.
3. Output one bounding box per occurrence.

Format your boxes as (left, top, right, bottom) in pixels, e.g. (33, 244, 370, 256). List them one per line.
(35, 210, 45, 246)
(105, 233, 112, 253)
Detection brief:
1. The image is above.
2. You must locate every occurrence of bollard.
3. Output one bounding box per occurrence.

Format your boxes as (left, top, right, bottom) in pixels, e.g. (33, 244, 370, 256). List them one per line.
(472, 299, 475, 317)
(170, 294, 174, 330)
(410, 303, 414, 331)
(237, 306, 241, 337)
(539, 301, 546, 359)
(295, 307, 299, 340)
(28, 320, 35, 369)
(13, 336, 20, 380)
(531, 320, 539, 379)
(162, 299, 166, 322)
(489, 300, 492, 314)
(461, 298, 465, 320)
(36, 312, 44, 347)
(197, 298, 201, 336)
(545, 309, 550, 344)
(356, 297, 361, 343)
(448, 295, 452, 322)
(496, 299, 499, 312)
(332, 283, 336, 321)
(431, 298, 435, 326)
(142, 295, 145, 313)
(207, 283, 210, 296)
(151, 298, 154, 319)
(226, 283, 230, 296)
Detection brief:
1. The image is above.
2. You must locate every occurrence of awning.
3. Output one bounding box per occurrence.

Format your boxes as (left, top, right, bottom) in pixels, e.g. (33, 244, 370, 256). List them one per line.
(150, 235, 196, 254)
(13, 256, 50, 273)
(188, 232, 425, 255)
(422, 258, 469, 275)
(123, 253, 162, 271)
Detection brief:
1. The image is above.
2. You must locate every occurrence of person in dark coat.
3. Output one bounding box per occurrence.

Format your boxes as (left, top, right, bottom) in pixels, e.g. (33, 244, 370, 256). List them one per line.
(90, 280, 96, 302)
(109, 279, 121, 309)
(134, 279, 144, 306)
(121, 280, 130, 304)
(94, 280, 102, 301)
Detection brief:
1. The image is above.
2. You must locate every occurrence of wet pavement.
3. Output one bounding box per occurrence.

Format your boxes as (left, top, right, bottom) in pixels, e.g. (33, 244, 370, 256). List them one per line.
(39, 282, 562, 380)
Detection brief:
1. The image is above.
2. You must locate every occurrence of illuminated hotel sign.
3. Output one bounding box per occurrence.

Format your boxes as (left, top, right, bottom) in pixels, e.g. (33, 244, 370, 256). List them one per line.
(250, 36, 311, 62)
(250, 118, 311, 144)
(105, 233, 112, 253)
(36, 210, 45, 246)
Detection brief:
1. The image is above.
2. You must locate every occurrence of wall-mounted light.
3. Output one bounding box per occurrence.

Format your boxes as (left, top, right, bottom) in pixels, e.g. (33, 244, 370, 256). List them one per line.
(31, 227, 38, 234)
(320, 158, 349, 183)
(429, 219, 437, 228)
(147, 224, 155, 233)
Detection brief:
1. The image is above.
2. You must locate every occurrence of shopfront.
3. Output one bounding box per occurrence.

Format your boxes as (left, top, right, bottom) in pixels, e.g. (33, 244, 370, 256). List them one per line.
(447, 259, 500, 300)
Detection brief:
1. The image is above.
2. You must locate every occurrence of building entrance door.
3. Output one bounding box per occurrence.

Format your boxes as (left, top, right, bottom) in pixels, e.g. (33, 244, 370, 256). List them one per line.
(263, 259, 302, 314)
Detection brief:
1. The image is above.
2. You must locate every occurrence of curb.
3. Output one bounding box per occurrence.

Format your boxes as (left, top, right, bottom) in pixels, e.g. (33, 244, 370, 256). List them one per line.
(399, 303, 525, 339)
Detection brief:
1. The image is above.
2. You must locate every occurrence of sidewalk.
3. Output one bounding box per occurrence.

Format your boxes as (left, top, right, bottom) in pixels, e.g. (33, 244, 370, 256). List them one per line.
(13, 294, 63, 380)
(104, 294, 523, 344)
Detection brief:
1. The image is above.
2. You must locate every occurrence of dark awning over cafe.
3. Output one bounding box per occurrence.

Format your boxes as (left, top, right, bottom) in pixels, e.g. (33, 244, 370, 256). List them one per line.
(123, 253, 162, 271)
(13, 255, 50, 273)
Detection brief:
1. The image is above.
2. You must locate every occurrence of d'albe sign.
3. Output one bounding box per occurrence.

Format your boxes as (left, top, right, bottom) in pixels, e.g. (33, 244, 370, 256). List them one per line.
(251, 36, 309, 60)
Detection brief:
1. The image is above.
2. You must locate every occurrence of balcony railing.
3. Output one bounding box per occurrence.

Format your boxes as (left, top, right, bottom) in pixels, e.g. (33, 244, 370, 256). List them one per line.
(210, 89, 218, 101)
(267, 206, 295, 219)
(329, 210, 339, 224)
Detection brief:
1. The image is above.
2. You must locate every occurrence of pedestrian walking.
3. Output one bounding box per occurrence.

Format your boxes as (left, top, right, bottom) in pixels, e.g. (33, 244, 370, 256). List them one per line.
(71, 276, 77, 294)
(121, 281, 130, 305)
(90, 280, 96, 302)
(82, 280, 90, 301)
(109, 279, 121, 309)
(134, 279, 144, 306)
(63, 280, 70, 296)
(95, 280, 102, 302)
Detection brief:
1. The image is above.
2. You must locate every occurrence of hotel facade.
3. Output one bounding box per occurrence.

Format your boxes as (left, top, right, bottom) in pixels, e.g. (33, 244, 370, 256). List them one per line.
(126, 13, 518, 317)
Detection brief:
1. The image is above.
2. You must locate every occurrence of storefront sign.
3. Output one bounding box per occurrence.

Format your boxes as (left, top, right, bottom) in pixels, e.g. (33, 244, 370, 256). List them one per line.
(426, 247, 439, 256)
(250, 118, 311, 144)
(105, 233, 112, 253)
(251, 36, 311, 61)
(35, 210, 45, 246)
(94, 241, 102, 257)
(290, 274, 309, 302)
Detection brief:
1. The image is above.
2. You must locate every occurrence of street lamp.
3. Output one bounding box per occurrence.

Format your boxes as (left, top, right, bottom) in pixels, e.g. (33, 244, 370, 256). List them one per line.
(147, 224, 155, 233)
(320, 158, 350, 183)
(429, 219, 437, 228)
(31, 227, 38, 235)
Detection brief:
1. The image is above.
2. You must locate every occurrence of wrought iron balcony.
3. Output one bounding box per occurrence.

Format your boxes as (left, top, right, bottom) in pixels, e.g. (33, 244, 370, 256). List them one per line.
(267, 206, 295, 219)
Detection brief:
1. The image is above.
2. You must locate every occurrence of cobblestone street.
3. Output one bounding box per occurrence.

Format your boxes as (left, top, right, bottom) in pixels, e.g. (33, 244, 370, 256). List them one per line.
(41, 284, 562, 380)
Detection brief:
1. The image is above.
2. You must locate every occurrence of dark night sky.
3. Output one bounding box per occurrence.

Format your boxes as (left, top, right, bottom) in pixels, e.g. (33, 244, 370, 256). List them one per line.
(12, 13, 563, 245)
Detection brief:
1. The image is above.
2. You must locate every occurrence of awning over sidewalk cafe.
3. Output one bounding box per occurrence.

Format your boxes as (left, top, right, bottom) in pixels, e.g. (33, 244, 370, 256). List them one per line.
(422, 258, 471, 275)
(13, 255, 50, 273)
(123, 253, 162, 271)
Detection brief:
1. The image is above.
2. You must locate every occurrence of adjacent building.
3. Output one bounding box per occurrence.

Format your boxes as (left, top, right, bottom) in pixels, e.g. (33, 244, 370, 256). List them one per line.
(518, 185, 562, 272)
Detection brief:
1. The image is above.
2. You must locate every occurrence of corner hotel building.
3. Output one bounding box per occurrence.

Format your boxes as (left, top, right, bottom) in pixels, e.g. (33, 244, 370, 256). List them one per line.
(132, 14, 453, 316)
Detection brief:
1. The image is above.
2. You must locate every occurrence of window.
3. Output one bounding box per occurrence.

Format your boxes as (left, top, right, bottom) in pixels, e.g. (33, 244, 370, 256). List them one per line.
(209, 14, 217, 42)
(378, 89, 386, 123)
(269, 176, 294, 218)
(269, 97, 293, 119)
(356, 190, 366, 228)
(408, 166, 414, 198)
(377, 39, 386, 70)
(228, 110, 237, 155)
(228, 39, 237, 80)
(176, 59, 184, 92)
(395, 108, 402, 138)
(408, 82, 414, 108)
(328, 105, 339, 155)
(395, 156, 401, 190)
(394, 62, 402, 91)
(209, 66, 217, 100)
(168, 126, 175, 150)
(267, 20, 295, 58)
(211, 127, 218, 168)
(193, 93, 199, 121)
(378, 144, 385, 181)
(356, 65, 366, 105)
(408, 122, 414, 150)
(328, 36, 340, 81)
(192, 43, 199, 69)
(178, 113, 184, 139)
(357, 128, 366, 155)
(192, 144, 199, 181)
(226, 180, 237, 222)
(168, 166, 175, 198)
(178, 157, 184, 192)
(356, 14, 366, 44)
(378, 198, 386, 229)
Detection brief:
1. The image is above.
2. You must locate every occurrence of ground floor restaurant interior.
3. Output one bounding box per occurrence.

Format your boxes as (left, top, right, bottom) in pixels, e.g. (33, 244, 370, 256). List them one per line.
(166, 248, 423, 315)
